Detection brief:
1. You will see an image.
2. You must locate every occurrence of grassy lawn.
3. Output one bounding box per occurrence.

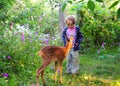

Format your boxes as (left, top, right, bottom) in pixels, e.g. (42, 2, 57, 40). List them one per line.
(0, 48, 120, 86)
(34, 48, 120, 86)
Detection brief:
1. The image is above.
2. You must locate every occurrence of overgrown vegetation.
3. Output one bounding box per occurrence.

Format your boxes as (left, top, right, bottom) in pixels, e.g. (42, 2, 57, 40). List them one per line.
(0, 0, 120, 86)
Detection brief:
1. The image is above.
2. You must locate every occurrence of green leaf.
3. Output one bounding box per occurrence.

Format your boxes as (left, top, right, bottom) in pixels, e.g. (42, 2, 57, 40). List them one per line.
(0, 3, 4, 9)
(77, 0, 84, 3)
(68, 0, 72, 4)
(109, 0, 119, 9)
(96, 0, 103, 2)
(62, 3, 67, 12)
(87, 0, 95, 11)
(117, 8, 120, 19)
(75, 0, 84, 4)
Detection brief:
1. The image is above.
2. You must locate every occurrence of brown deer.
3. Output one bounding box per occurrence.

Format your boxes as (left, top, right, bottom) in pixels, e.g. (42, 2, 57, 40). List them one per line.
(36, 36, 73, 86)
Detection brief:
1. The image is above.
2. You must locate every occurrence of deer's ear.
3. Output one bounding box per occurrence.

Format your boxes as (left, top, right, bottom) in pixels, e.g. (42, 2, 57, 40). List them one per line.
(65, 36, 70, 42)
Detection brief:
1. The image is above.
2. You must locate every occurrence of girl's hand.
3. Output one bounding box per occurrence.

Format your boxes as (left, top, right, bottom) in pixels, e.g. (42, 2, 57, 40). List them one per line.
(74, 43, 78, 46)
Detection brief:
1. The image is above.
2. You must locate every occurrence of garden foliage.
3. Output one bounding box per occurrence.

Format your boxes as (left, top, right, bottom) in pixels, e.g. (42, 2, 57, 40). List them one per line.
(0, 0, 120, 85)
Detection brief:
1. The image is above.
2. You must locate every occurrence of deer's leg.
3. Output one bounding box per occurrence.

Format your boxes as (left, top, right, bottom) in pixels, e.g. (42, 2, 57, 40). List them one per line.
(54, 61, 58, 82)
(36, 62, 50, 86)
(41, 70, 46, 86)
(60, 61, 63, 83)
(36, 64, 45, 86)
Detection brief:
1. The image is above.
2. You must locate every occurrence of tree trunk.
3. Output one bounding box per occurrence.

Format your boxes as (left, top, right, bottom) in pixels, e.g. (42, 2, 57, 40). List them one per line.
(59, 4, 65, 35)
(51, 7, 55, 36)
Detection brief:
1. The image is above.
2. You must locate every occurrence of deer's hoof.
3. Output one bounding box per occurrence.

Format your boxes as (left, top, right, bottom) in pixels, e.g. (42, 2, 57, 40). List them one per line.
(60, 80, 63, 84)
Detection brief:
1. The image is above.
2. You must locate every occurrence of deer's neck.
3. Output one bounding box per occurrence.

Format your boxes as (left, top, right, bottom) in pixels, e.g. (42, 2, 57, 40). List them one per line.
(63, 44, 72, 57)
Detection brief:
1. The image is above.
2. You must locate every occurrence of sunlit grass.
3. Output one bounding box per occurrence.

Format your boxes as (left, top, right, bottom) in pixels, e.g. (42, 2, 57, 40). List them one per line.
(35, 48, 120, 86)
(0, 47, 120, 86)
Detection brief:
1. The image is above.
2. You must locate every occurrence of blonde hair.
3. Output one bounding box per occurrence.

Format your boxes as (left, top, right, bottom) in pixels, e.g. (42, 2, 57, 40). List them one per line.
(65, 15, 76, 24)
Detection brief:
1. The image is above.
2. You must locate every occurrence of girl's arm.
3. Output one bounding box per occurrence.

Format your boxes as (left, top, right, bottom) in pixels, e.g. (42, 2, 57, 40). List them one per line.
(62, 28, 67, 46)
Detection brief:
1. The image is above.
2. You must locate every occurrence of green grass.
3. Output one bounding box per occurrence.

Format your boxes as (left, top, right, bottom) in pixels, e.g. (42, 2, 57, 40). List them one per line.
(42, 53, 120, 86)
(0, 47, 120, 86)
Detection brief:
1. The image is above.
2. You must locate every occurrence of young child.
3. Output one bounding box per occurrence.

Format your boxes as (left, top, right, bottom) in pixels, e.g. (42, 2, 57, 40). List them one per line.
(62, 15, 83, 74)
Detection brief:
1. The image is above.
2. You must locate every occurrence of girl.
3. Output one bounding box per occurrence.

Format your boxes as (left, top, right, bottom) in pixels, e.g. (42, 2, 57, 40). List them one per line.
(62, 15, 83, 74)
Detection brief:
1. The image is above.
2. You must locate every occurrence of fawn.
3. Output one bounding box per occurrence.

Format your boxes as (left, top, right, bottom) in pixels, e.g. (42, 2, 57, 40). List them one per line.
(36, 36, 73, 86)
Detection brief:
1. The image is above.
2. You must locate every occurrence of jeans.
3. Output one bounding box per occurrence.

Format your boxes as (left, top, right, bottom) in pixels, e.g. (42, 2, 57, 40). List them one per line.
(66, 49, 79, 74)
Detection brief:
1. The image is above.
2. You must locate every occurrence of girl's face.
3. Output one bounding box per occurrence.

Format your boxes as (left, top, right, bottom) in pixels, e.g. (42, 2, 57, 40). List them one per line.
(66, 20, 75, 29)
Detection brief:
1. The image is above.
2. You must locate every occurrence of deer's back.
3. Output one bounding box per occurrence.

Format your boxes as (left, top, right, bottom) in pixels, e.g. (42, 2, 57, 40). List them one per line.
(39, 46, 66, 61)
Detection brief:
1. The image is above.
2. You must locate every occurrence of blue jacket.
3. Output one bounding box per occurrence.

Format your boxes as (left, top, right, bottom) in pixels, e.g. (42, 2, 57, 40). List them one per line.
(62, 26, 83, 51)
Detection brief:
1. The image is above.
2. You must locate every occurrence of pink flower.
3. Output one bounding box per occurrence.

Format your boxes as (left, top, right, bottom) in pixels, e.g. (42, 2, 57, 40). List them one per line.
(3, 73, 9, 78)
(101, 42, 105, 49)
(28, 36, 32, 39)
(35, 32, 38, 35)
(7, 56, 11, 60)
(46, 39, 49, 44)
(21, 32, 25, 42)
